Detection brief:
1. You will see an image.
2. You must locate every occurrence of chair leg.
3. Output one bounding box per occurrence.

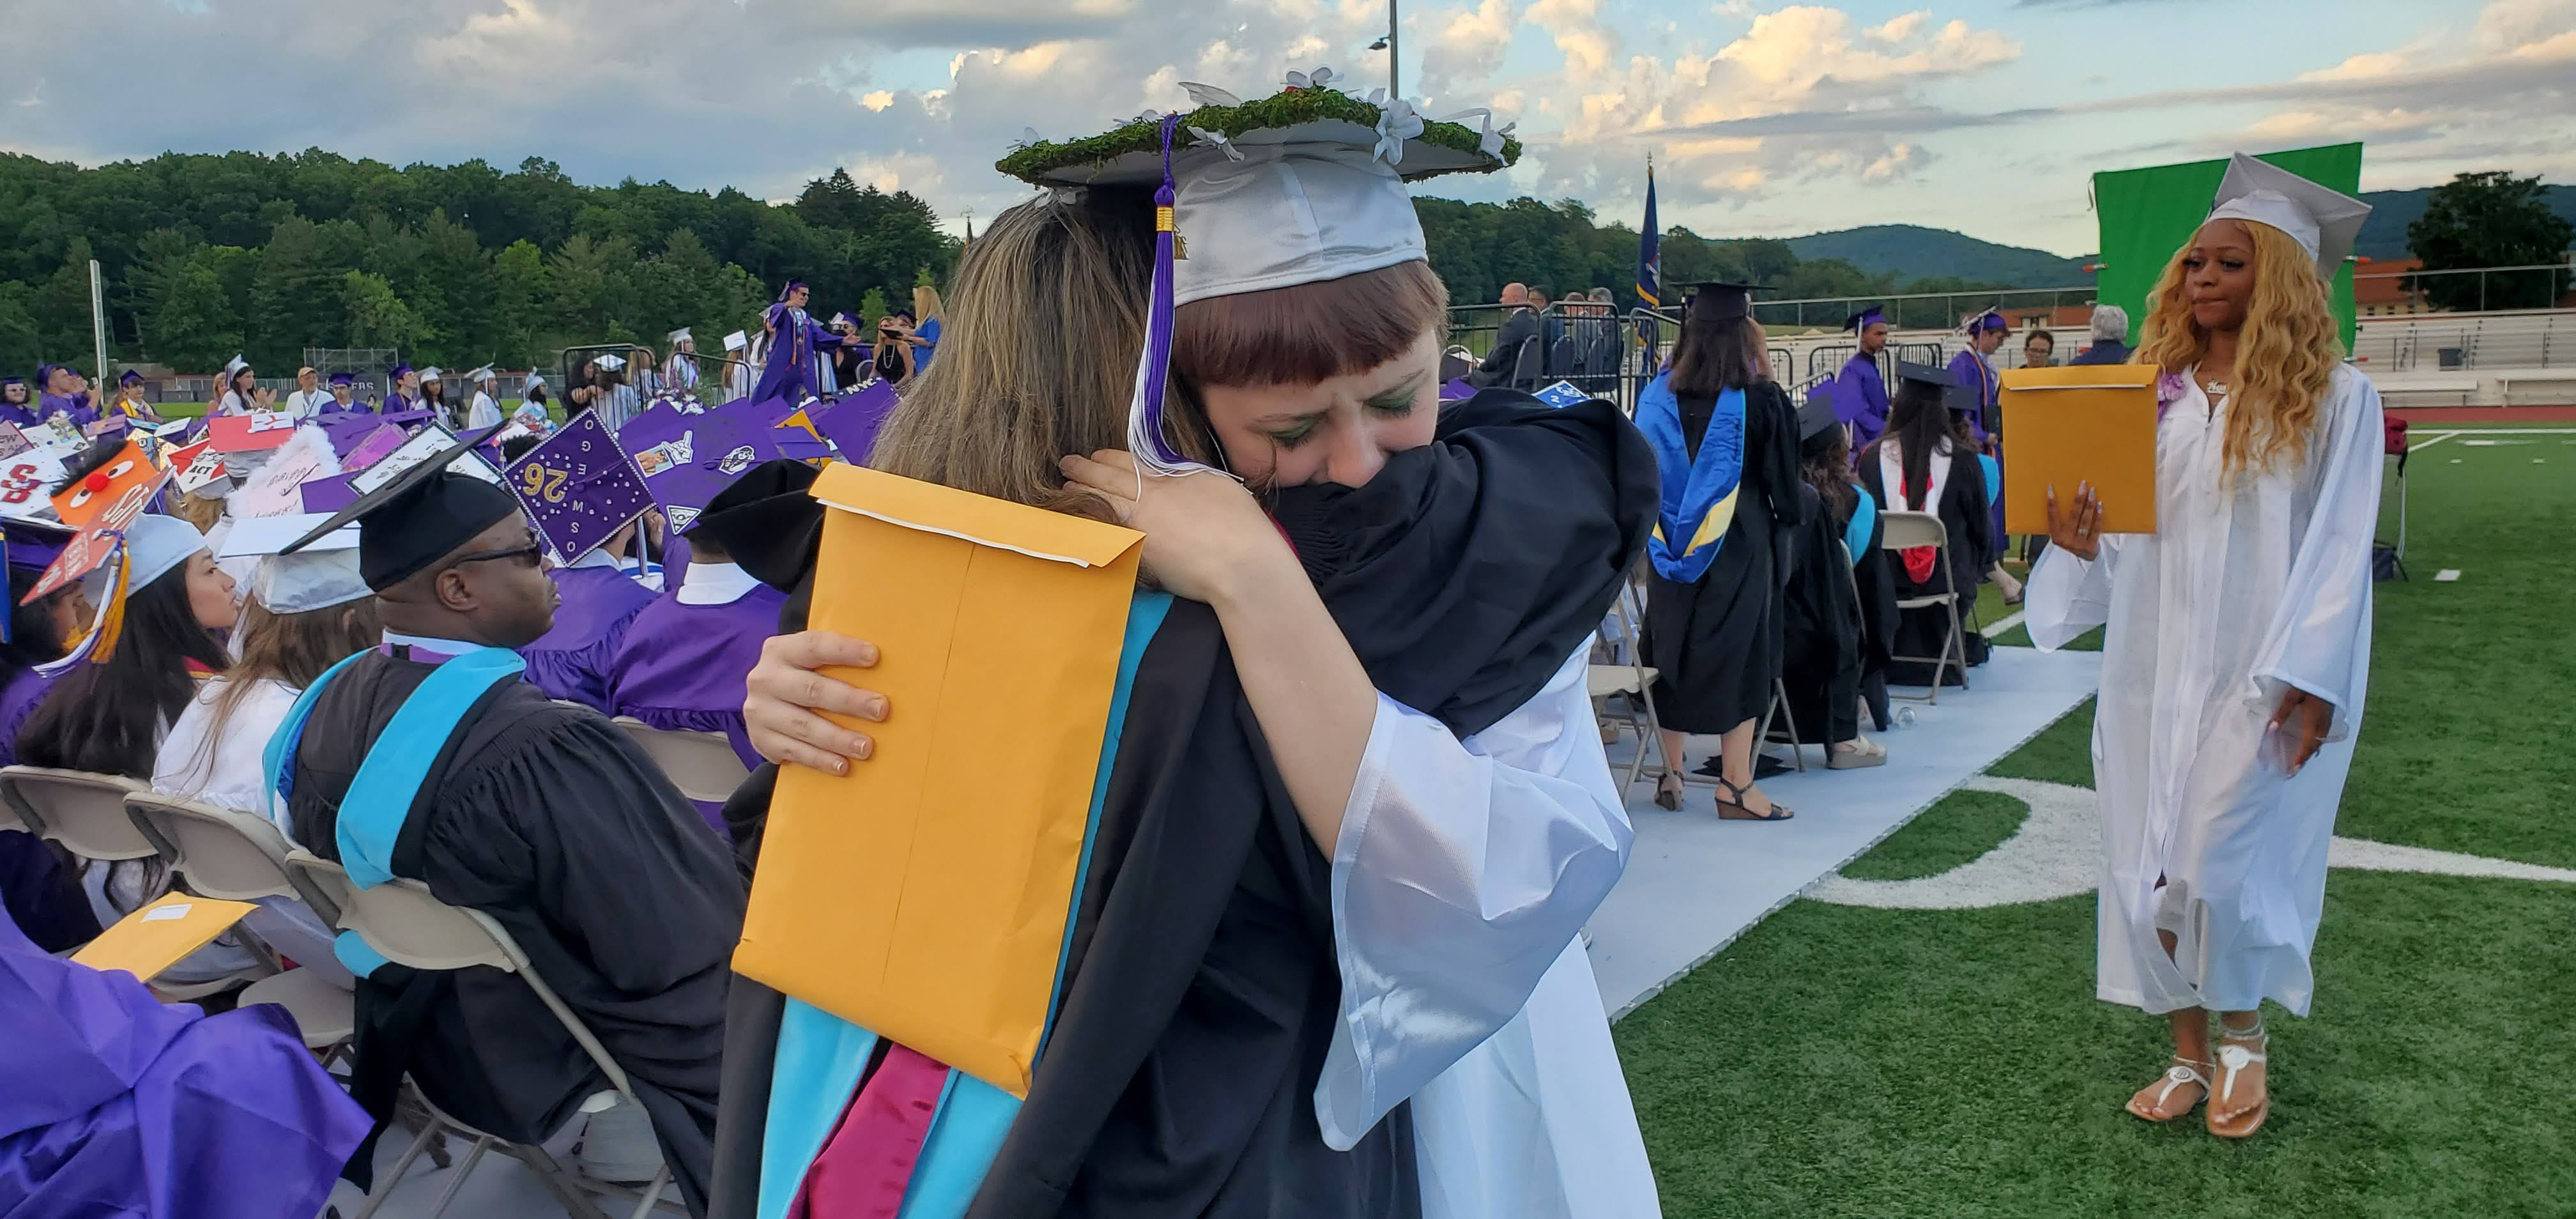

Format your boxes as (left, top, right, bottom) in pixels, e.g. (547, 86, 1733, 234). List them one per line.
(1774, 679, 1805, 773)
(418, 1134, 494, 1219)
(347, 1121, 441, 1219)
(627, 1166, 675, 1219)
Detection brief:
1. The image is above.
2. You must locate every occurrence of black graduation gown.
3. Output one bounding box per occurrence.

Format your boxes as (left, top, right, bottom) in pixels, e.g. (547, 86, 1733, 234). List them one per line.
(1643, 380, 1805, 734)
(702, 392, 1654, 1219)
(1859, 441, 1993, 687)
(1779, 484, 1861, 744)
(286, 652, 746, 1219)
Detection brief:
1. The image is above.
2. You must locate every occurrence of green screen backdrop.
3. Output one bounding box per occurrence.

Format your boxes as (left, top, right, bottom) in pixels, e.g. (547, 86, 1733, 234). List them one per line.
(2094, 142, 2363, 349)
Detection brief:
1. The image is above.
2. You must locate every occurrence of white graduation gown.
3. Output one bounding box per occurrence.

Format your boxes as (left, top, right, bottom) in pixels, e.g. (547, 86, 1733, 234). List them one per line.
(2025, 364, 2381, 1016)
(1326, 645, 1661, 1218)
(468, 390, 503, 429)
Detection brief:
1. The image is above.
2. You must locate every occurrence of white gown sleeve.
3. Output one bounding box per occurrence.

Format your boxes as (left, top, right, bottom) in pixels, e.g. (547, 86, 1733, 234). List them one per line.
(2023, 536, 2120, 651)
(2249, 370, 2382, 742)
(1314, 644, 1633, 1150)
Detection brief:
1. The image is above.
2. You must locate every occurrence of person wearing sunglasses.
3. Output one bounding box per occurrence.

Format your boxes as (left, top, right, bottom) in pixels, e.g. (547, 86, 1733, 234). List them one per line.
(265, 443, 743, 1212)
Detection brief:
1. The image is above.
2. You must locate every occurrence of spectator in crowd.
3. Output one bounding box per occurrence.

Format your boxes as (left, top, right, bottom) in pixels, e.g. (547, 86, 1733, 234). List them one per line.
(108, 369, 162, 424)
(215, 359, 270, 417)
(1529, 283, 1565, 373)
(0, 375, 34, 428)
(2024, 326, 2058, 369)
(873, 315, 914, 386)
(723, 330, 756, 401)
(283, 367, 330, 417)
(591, 353, 643, 429)
(903, 286, 944, 371)
(417, 367, 452, 422)
(2072, 304, 2133, 365)
(1467, 281, 1540, 388)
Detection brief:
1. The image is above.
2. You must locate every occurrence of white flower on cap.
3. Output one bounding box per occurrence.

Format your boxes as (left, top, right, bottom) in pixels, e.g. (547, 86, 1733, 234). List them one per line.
(216, 512, 371, 613)
(1285, 65, 1335, 91)
(2204, 152, 2372, 282)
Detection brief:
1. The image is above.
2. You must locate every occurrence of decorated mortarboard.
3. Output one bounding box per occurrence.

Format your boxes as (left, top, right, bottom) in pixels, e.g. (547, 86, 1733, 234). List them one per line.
(49, 438, 160, 529)
(1000, 66, 1518, 477)
(620, 399, 790, 532)
(1533, 380, 1590, 409)
(22, 461, 181, 670)
(341, 422, 410, 473)
(1683, 280, 1766, 321)
(809, 380, 898, 464)
(206, 411, 299, 454)
(1439, 378, 1476, 402)
(2205, 151, 2372, 281)
(722, 330, 749, 353)
(164, 436, 230, 498)
(313, 410, 385, 459)
(300, 473, 361, 516)
(215, 512, 372, 613)
(227, 425, 344, 519)
(1966, 308, 2007, 334)
(283, 424, 518, 592)
(594, 353, 627, 372)
(377, 409, 436, 430)
(500, 411, 655, 564)
(1844, 306, 1888, 333)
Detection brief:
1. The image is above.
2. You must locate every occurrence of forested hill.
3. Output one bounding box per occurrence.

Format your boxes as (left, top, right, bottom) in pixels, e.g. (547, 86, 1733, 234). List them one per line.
(2354, 185, 2576, 260)
(0, 150, 956, 376)
(1784, 226, 2089, 288)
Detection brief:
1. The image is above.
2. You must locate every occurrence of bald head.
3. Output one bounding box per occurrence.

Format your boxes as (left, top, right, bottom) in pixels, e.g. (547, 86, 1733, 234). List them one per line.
(1499, 282, 1529, 307)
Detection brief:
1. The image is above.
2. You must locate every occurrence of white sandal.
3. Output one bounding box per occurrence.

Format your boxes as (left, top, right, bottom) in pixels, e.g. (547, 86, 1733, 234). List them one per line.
(2126, 1056, 2211, 1123)
(1828, 736, 1888, 770)
(2208, 1017, 2271, 1138)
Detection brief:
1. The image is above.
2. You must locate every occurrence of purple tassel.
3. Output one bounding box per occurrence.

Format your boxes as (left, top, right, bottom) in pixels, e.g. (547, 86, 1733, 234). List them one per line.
(1127, 114, 1206, 477)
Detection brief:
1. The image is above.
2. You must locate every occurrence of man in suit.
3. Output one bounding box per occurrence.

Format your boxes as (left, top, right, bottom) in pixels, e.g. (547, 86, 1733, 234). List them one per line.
(1469, 282, 1542, 388)
(2071, 304, 2133, 365)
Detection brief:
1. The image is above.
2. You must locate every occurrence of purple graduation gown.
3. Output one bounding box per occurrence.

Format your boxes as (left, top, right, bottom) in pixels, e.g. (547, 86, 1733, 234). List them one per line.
(1835, 354, 1890, 450)
(0, 890, 372, 1219)
(0, 667, 97, 953)
(518, 562, 657, 711)
(1945, 349, 2005, 539)
(606, 584, 786, 834)
(747, 305, 845, 406)
(0, 401, 37, 430)
(37, 392, 98, 431)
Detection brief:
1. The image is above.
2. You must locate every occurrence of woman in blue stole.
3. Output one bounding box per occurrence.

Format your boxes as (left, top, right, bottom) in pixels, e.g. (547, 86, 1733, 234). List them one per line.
(1637, 282, 1805, 818)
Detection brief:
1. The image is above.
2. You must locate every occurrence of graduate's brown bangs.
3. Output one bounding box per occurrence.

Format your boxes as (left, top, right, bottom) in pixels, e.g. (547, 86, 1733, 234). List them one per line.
(1174, 260, 1450, 389)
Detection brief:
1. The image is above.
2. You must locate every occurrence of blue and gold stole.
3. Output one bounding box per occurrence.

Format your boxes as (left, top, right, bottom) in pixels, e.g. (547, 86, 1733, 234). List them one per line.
(1636, 371, 1745, 583)
(265, 644, 529, 977)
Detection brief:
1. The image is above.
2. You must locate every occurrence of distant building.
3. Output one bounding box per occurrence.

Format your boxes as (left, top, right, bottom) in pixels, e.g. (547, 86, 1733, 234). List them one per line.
(2356, 257, 2437, 317)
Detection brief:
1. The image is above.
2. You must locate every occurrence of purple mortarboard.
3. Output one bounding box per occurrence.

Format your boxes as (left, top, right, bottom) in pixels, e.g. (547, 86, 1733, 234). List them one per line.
(342, 424, 408, 472)
(1439, 378, 1475, 402)
(3, 518, 72, 573)
(300, 474, 362, 515)
(388, 363, 415, 381)
(314, 411, 385, 460)
(118, 369, 143, 386)
(810, 381, 898, 463)
(502, 410, 656, 562)
(620, 401, 788, 532)
(0, 375, 22, 388)
(379, 409, 435, 429)
(776, 278, 807, 302)
(1844, 307, 1887, 333)
(1967, 308, 2007, 334)
(329, 371, 355, 387)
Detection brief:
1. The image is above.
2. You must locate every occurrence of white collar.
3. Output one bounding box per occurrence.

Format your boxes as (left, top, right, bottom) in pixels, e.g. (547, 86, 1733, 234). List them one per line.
(569, 548, 625, 572)
(381, 627, 486, 654)
(676, 560, 762, 606)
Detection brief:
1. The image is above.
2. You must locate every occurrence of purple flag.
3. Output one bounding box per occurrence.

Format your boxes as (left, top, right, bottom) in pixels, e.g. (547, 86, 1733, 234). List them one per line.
(811, 381, 898, 463)
(618, 401, 787, 532)
(503, 411, 656, 562)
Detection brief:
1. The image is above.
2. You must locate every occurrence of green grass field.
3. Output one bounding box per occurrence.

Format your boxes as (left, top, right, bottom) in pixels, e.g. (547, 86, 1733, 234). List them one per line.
(1614, 427, 2576, 1216)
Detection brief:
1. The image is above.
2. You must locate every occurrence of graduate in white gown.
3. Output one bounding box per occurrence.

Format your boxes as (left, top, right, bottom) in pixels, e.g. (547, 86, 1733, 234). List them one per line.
(2028, 153, 2380, 1140)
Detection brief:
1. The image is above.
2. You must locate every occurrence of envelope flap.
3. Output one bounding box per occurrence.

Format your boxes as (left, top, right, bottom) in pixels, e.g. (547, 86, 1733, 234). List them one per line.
(812, 462, 1144, 569)
(2000, 364, 2159, 394)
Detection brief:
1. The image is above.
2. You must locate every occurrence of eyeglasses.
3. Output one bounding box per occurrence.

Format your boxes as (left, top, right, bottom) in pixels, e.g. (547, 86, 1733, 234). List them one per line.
(447, 542, 546, 570)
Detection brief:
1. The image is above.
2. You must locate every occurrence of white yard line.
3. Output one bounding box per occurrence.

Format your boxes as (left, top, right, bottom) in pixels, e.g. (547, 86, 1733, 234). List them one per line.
(2409, 433, 2452, 453)
(1982, 609, 2027, 639)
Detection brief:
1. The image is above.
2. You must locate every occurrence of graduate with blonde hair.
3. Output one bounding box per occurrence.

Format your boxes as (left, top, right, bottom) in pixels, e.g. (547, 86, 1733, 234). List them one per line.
(2030, 154, 2381, 1140)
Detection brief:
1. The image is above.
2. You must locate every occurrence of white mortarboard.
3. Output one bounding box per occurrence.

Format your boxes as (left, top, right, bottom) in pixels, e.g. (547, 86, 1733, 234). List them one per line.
(125, 513, 210, 590)
(723, 330, 749, 353)
(1000, 71, 1517, 474)
(2205, 152, 2372, 281)
(215, 512, 371, 613)
(467, 364, 496, 383)
(668, 328, 693, 344)
(595, 353, 627, 372)
(221, 355, 247, 376)
(418, 366, 443, 382)
(525, 371, 547, 390)
(829, 313, 851, 328)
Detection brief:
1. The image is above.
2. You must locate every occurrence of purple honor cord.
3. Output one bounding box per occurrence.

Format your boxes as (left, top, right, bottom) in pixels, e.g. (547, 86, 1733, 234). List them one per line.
(1126, 114, 1212, 479)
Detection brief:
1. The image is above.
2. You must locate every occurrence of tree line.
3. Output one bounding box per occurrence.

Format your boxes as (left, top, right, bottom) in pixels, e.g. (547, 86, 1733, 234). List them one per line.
(0, 151, 958, 376)
(0, 148, 2041, 378)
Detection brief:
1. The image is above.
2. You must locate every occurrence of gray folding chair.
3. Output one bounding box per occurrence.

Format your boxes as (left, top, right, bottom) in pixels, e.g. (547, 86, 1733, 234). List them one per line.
(1586, 590, 1667, 793)
(1758, 679, 1807, 773)
(123, 793, 355, 1053)
(1880, 510, 1971, 702)
(1, 766, 155, 861)
(284, 851, 679, 1219)
(611, 718, 750, 805)
(1508, 335, 1545, 390)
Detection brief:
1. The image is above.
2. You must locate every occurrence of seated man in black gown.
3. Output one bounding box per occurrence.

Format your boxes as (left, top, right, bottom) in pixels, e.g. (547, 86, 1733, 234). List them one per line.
(275, 442, 745, 1218)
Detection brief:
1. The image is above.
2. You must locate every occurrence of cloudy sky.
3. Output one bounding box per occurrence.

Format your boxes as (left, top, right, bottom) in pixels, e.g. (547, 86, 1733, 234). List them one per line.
(6, 0, 2572, 256)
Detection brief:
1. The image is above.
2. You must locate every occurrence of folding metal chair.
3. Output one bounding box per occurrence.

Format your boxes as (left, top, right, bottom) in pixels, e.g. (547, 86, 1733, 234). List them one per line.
(1879, 510, 1971, 702)
(1758, 679, 1806, 772)
(611, 718, 750, 805)
(285, 851, 679, 1219)
(123, 793, 355, 1054)
(1587, 589, 1667, 793)
(0, 766, 156, 861)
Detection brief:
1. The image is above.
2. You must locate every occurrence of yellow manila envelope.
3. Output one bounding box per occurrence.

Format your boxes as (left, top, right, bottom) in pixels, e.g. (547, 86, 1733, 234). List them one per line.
(1999, 364, 2161, 536)
(733, 462, 1144, 1096)
(72, 893, 257, 982)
